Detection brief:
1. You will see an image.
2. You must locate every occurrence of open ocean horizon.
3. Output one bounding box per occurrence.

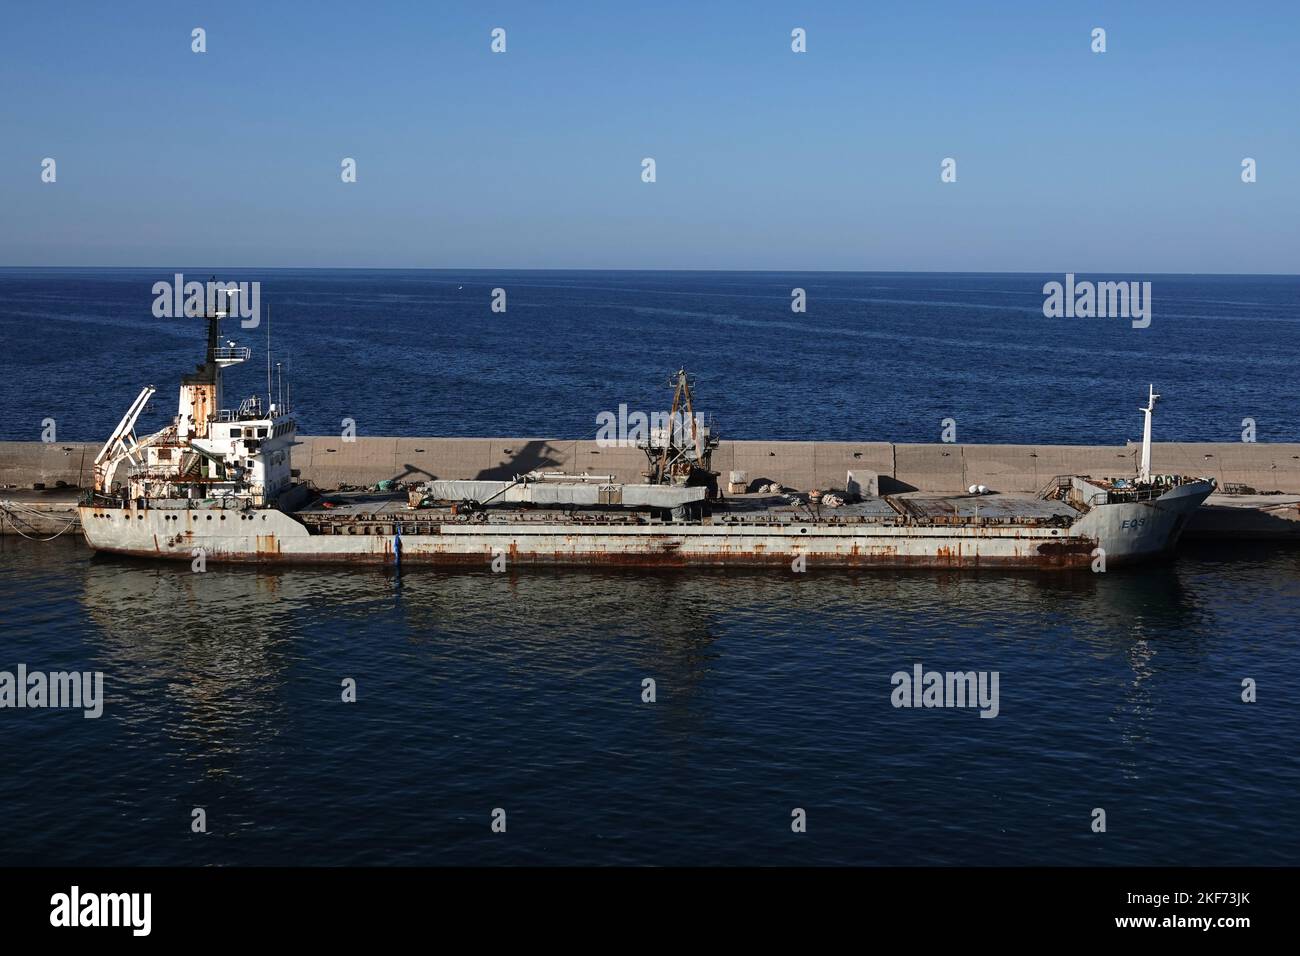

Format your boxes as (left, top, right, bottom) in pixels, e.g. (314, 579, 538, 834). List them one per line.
(2, 268, 1298, 444)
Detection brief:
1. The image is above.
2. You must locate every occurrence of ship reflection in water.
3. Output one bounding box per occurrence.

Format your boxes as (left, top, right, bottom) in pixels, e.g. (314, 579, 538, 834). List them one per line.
(0, 537, 1295, 865)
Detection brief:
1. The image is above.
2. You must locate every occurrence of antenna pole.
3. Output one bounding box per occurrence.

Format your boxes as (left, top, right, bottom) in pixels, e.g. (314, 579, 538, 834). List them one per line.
(267, 303, 273, 414)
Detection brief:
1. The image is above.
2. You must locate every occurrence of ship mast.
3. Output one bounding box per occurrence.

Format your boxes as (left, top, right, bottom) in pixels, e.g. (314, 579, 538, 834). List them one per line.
(176, 283, 249, 440)
(1138, 384, 1159, 482)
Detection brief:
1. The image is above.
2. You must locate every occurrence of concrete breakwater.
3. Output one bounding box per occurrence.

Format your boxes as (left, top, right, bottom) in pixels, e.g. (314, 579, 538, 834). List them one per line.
(4, 437, 1300, 495)
(4, 439, 1300, 542)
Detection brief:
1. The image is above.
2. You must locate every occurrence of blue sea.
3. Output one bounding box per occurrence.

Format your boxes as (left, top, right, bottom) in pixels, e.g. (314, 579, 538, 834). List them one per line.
(1, 269, 1298, 444)
(0, 269, 1298, 866)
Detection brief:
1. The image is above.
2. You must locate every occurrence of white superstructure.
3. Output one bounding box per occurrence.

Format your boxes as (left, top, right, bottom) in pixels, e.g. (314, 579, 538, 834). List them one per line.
(91, 289, 297, 508)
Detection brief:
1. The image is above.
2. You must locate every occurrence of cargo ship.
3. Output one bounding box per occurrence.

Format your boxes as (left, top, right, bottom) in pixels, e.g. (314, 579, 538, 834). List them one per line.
(79, 296, 1215, 569)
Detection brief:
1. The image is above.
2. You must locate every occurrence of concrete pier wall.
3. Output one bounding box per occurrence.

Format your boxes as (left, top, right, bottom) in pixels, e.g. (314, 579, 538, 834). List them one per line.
(4, 438, 1300, 494)
(0, 443, 93, 489)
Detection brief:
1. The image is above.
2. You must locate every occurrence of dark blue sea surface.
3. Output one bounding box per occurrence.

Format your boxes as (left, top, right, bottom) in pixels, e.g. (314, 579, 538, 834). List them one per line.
(0, 537, 1297, 866)
(1, 269, 1298, 444)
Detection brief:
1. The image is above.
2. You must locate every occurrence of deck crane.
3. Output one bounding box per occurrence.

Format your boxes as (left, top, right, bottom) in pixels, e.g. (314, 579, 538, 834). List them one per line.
(92, 386, 156, 493)
(638, 369, 719, 489)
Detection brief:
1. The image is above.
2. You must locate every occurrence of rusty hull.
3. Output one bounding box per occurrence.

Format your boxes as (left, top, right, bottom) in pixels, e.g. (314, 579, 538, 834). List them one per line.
(79, 504, 1099, 570)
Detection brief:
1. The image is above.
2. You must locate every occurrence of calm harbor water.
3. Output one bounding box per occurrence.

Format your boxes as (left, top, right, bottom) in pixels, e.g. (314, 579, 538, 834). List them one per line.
(0, 538, 1297, 865)
(0, 270, 1297, 866)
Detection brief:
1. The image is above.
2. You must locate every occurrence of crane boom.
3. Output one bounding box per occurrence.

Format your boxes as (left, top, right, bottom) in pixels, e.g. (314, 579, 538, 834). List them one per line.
(93, 386, 155, 491)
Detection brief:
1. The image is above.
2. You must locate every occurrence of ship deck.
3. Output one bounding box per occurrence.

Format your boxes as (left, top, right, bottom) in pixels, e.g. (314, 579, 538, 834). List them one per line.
(291, 489, 1081, 531)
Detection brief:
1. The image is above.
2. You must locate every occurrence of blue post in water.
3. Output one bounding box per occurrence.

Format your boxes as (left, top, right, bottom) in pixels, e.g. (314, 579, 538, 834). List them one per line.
(394, 523, 402, 567)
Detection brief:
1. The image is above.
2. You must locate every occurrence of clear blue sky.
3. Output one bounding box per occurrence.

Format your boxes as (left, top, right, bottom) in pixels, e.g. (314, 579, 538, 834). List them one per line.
(2, 1, 1296, 271)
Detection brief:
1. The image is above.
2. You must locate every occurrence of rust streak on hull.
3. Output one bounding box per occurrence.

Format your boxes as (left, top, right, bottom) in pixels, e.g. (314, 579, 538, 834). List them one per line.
(87, 544, 1096, 570)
